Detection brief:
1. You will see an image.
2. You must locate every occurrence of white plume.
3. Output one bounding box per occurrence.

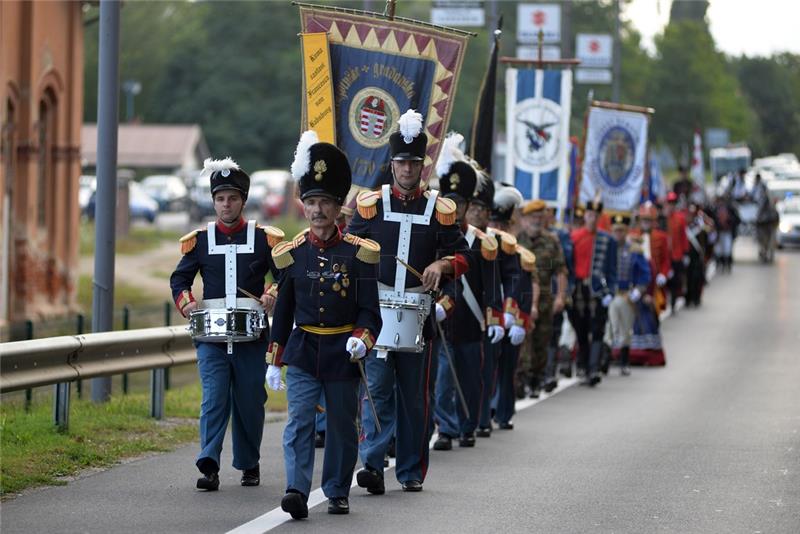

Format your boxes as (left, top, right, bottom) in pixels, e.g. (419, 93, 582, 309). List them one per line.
(475, 167, 492, 195)
(398, 109, 424, 144)
(291, 130, 319, 180)
(435, 132, 465, 177)
(201, 157, 239, 178)
(494, 184, 524, 210)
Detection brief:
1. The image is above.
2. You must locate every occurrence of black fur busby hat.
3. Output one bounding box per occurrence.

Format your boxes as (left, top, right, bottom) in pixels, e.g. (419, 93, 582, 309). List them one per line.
(389, 109, 428, 161)
(470, 165, 495, 208)
(205, 158, 250, 200)
(586, 193, 604, 213)
(436, 132, 476, 201)
(291, 131, 351, 204)
(491, 182, 524, 222)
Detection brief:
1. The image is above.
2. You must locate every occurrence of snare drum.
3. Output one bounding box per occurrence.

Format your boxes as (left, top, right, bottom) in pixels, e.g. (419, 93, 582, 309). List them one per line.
(188, 308, 266, 343)
(374, 291, 432, 353)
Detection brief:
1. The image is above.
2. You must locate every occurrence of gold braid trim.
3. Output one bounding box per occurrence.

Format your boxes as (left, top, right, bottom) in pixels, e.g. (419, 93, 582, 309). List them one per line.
(516, 245, 537, 272)
(178, 228, 204, 254)
(356, 190, 381, 219)
(260, 225, 286, 248)
(271, 234, 306, 269)
(434, 196, 456, 226)
(472, 227, 498, 261)
(343, 234, 381, 264)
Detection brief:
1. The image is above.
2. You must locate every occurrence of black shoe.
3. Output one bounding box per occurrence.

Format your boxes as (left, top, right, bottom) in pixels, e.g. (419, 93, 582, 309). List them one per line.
(476, 427, 492, 438)
(621, 366, 631, 376)
(543, 379, 557, 393)
(498, 421, 514, 430)
(401, 480, 423, 492)
(589, 373, 601, 387)
(528, 386, 541, 399)
(458, 433, 476, 447)
(281, 491, 308, 520)
(196, 472, 219, 491)
(433, 434, 453, 451)
(560, 365, 572, 378)
(315, 431, 325, 448)
(327, 497, 349, 515)
(383, 455, 389, 467)
(356, 468, 385, 495)
(241, 465, 260, 486)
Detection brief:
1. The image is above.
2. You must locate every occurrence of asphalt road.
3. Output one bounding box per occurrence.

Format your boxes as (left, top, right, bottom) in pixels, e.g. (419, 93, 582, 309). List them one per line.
(2, 239, 798, 533)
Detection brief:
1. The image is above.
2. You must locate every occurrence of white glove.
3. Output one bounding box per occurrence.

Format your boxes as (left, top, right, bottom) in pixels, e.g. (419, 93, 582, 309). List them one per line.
(508, 325, 526, 346)
(656, 273, 667, 287)
(601, 294, 613, 308)
(435, 303, 447, 323)
(683, 255, 690, 267)
(266, 365, 285, 391)
(629, 288, 642, 302)
(346, 336, 367, 362)
(503, 312, 516, 329)
(487, 325, 505, 344)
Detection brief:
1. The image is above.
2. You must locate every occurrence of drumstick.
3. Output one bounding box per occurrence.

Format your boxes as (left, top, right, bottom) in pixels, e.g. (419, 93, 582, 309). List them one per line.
(237, 286, 262, 301)
(395, 257, 425, 282)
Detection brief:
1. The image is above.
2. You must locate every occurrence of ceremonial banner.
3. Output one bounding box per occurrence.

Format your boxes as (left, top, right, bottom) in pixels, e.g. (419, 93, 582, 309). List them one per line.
(690, 129, 705, 187)
(579, 105, 650, 213)
(299, 5, 469, 189)
(300, 32, 336, 143)
(505, 68, 573, 207)
(642, 152, 665, 204)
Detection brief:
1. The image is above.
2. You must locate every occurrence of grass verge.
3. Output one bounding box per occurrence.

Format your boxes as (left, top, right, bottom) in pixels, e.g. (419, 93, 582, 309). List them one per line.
(0, 380, 287, 498)
(79, 221, 182, 256)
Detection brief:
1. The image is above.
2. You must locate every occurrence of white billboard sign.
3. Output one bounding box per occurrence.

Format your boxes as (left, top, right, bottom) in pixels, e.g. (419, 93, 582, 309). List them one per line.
(517, 4, 561, 44)
(575, 68, 612, 85)
(516, 45, 561, 61)
(576, 33, 612, 68)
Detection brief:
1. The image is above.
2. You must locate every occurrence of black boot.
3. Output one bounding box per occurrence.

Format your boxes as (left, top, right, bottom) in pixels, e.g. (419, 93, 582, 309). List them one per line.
(586, 341, 603, 387)
(241, 464, 260, 486)
(282, 491, 309, 519)
(196, 458, 219, 491)
(528, 375, 540, 398)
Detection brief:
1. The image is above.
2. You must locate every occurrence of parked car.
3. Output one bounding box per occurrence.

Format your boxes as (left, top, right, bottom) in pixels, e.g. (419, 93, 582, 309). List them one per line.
(78, 175, 96, 213)
(85, 181, 158, 223)
(249, 169, 300, 218)
(776, 197, 800, 249)
(140, 174, 188, 212)
(187, 171, 215, 223)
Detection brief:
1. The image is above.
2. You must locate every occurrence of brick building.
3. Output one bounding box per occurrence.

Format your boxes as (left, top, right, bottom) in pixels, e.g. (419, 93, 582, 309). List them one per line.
(1, 1, 84, 328)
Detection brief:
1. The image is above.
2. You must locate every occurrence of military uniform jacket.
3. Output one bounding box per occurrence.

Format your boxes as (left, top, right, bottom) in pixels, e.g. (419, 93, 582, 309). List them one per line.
(169, 219, 284, 327)
(616, 240, 651, 292)
(571, 227, 617, 299)
(487, 227, 525, 322)
(439, 225, 502, 345)
(553, 226, 575, 294)
(519, 230, 565, 300)
(267, 229, 382, 380)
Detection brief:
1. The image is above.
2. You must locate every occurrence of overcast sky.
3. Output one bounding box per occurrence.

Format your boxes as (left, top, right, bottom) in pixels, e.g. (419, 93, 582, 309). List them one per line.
(624, 0, 800, 57)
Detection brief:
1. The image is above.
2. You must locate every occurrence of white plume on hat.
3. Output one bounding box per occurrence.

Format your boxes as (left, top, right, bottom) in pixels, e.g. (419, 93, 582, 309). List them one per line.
(435, 132, 465, 177)
(474, 167, 493, 196)
(398, 109, 424, 144)
(291, 130, 319, 180)
(494, 184, 523, 210)
(201, 157, 239, 178)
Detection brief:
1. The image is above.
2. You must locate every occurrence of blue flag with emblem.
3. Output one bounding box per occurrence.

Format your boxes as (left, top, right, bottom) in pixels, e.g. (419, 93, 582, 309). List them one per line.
(505, 68, 573, 208)
(300, 6, 469, 191)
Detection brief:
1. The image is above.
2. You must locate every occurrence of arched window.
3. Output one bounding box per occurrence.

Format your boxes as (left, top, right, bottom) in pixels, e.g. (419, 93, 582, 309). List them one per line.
(37, 88, 58, 230)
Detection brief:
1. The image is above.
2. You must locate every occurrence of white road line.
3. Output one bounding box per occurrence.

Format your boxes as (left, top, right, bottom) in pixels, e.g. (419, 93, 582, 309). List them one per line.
(227, 376, 579, 534)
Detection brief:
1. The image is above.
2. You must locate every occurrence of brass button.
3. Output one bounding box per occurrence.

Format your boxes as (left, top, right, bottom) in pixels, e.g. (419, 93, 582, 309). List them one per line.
(319, 262, 324, 267)
(319, 248, 325, 253)
(319, 291, 324, 296)
(319, 277, 325, 282)
(320, 322, 325, 326)
(319, 307, 325, 312)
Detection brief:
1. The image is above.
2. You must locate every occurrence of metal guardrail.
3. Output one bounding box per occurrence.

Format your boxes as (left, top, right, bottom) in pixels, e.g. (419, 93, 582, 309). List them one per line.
(0, 326, 196, 428)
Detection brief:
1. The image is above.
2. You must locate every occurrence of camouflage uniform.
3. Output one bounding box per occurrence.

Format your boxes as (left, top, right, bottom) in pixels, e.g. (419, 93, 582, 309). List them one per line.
(517, 230, 566, 392)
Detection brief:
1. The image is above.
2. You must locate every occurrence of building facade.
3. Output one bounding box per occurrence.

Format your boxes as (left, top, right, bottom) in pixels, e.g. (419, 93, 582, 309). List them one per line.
(1, 1, 84, 328)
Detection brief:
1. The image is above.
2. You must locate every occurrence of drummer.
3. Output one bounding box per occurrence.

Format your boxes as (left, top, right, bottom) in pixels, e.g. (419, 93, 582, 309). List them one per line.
(266, 131, 382, 518)
(347, 109, 472, 494)
(169, 157, 285, 491)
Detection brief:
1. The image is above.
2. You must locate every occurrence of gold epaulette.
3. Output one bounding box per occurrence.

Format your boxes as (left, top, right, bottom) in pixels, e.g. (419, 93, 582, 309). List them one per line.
(356, 190, 381, 219)
(516, 244, 537, 272)
(343, 233, 381, 264)
(178, 228, 205, 254)
(271, 233, 307, 269)
(433, 195, 456, 226)
(292, 228, 309, 241)
(491, 228, 518, 255)
(257, 225, 285, 248)
(471, 226, 498, 261)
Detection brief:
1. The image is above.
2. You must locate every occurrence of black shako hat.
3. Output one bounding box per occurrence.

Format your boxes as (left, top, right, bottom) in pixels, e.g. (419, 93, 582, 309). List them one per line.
(389, 109, 428, 161)
(205, 157, 250, 200)
(291, 131, 351, 204)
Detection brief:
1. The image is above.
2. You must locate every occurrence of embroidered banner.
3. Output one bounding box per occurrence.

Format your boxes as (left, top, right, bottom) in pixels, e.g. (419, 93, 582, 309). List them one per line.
(299, 6, 470, 190)
(300, 32, 336, 143)
(505, 68, 573, 208)
(580, 105, 650, 213)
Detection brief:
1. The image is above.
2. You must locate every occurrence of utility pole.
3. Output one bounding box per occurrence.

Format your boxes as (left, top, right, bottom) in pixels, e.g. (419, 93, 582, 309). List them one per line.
(612, 0, 621, 103)
(91, 0, 121, 403)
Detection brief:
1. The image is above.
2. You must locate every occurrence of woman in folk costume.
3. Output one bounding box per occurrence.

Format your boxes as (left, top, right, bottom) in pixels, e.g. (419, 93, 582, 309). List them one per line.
(629, 202, 669, 366)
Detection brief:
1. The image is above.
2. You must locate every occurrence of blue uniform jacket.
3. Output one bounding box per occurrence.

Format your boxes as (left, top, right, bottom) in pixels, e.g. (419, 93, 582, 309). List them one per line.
(615, 241, 651, 292)
(590, 231, 618, 298)
(268, 230, 382, 380)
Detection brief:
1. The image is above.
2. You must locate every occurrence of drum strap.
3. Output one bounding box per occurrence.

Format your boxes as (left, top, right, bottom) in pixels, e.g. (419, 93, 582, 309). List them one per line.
(462, 227, 486, 331)
(207, 220, 256, 309)
(299, 324, 354, 335)
(381, 185, 438, 296)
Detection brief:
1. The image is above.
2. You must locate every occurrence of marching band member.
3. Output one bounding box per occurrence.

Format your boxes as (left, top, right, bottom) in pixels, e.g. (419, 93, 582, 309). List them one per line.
(431, 134, 504, 450)
(485, 184, 534, 430)
(267, 132, 382, 518)
(169, 158, 284, 491)
(568, 197, 617, 387)
(347, 110, 471, 493)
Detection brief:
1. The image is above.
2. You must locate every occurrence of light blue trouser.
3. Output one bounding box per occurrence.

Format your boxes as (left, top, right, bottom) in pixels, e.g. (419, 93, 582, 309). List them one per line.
(359, 345, 432, 484)
(435, 341, 484, 436)
(283, 366, 359, 498)
(195, 339, 267, 473)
